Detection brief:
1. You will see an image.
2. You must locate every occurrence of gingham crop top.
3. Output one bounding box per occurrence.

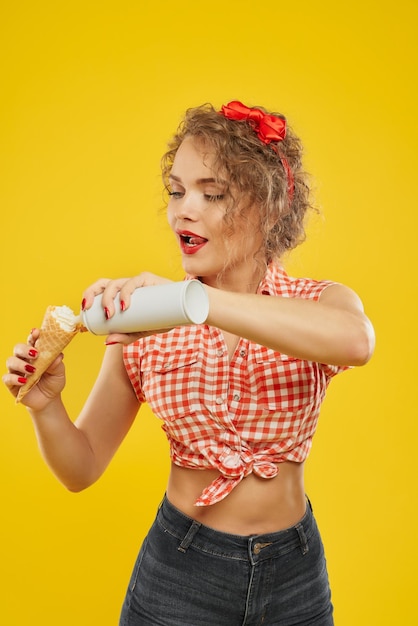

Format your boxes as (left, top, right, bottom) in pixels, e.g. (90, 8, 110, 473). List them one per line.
(123, 262, 347, 506)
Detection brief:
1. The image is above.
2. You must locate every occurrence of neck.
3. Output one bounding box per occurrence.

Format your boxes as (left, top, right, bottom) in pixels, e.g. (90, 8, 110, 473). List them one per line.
(200, 263, 267, 294)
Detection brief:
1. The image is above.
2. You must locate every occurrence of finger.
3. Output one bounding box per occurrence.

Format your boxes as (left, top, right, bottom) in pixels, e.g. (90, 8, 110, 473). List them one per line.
(104, 332, 137, 346)
(118, 274, 171, 310)
(104, 327, 173, 346)
(117, 278, 142, 311)
(27, 327, 40, 345)
(81, 278, 112, 311)
(12, 343, 39, 362)
(104, 331, 148, 346)
(99, 278, 134, 318)
(6, 354, 36, 377)
(82, 278, 131, 318)
(2, 371, 29, 395)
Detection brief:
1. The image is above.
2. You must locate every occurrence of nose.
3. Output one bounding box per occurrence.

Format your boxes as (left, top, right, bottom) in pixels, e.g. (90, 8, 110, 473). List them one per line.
(172, 193, 199, 222)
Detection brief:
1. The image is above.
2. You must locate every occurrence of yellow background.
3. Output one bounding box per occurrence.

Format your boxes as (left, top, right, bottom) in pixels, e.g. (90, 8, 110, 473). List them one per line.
(1, 1, 416, 624)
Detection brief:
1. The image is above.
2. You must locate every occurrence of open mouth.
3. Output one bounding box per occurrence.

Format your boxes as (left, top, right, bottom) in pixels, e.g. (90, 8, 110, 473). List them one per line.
(180, 234, 208, 246)
(178, 231, 208, 254)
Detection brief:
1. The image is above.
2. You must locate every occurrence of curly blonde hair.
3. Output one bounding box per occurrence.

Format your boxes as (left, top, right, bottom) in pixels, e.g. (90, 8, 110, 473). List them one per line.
(161, 102, 313, 263)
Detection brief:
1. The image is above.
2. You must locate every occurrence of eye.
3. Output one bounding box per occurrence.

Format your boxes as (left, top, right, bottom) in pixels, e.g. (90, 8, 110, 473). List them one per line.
(168, 190, 184, 199)
(204, 194, 225, 202)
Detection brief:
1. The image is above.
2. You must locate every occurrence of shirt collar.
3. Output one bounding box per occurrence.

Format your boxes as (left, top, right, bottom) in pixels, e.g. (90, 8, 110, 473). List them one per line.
(257, 261, 287, 296)
(186, 261, 287, 296)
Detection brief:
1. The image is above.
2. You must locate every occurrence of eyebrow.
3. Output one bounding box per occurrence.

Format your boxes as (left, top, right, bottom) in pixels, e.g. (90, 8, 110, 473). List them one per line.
(169, 174, 226, 185)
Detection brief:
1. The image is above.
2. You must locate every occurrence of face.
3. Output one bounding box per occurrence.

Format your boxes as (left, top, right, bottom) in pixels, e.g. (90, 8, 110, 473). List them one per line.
(167, 136, 264, 291)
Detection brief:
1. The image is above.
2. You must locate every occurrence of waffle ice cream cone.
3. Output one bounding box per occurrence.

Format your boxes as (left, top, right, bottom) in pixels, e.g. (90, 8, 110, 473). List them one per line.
(16, 305, 85, 403)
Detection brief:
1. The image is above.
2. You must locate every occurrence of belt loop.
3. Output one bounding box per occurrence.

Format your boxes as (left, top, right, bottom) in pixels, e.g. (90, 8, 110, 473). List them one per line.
(178, 520, 201, 553)
(295, 523, 309, 555)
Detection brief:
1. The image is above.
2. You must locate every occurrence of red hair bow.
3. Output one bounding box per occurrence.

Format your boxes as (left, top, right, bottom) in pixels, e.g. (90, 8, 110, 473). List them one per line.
(220, 100, 294, 203)
(220, 100, 286, 145)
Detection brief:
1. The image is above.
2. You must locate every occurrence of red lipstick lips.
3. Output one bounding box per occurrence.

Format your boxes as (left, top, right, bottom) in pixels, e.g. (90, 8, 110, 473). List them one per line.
(178, 230, 208, 255)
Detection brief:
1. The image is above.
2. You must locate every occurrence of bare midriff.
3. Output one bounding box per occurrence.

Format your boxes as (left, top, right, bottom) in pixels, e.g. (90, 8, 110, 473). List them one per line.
(166, 460, 306, 536)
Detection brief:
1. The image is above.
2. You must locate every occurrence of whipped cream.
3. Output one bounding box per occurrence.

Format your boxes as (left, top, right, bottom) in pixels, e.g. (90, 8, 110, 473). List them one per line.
(51, 305, 81, 332)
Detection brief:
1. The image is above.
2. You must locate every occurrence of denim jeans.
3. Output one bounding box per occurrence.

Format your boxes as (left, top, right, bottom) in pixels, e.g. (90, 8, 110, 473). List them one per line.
(119, 495, 333, 625)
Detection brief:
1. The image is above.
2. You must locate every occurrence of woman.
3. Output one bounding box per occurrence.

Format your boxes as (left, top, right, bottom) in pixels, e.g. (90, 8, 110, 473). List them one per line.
(3, 101, 375, 625)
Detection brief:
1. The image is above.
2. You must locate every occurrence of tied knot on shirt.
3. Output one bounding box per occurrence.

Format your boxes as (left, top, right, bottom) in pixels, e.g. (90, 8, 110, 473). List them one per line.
(194, 447, 279, 507)
(217, 446, 279, 479)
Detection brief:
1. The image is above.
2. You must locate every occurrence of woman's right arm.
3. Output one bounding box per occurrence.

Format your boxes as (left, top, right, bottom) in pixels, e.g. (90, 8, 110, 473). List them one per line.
(3, 272, 176, 490)
(4, 339, 140, 492)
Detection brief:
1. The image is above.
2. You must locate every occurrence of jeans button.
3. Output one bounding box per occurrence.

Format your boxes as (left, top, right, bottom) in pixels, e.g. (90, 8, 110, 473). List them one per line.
(253, 542, 262, 555)
(253, 542, 272, 555)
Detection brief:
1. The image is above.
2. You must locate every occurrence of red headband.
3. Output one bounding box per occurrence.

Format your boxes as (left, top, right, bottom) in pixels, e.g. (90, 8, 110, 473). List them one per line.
(219, 100, 294, 203)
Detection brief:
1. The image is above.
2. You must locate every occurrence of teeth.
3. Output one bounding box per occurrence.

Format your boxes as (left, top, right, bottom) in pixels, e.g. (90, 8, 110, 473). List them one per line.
(182, 235, 205, 246)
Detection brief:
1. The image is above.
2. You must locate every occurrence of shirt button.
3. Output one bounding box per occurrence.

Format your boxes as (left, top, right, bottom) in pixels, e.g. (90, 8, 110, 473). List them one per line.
(216, 349, 224, 357)
(215, 397, 224, 405)
(233, 393, 241, 402)
(239, 349, 246, 357)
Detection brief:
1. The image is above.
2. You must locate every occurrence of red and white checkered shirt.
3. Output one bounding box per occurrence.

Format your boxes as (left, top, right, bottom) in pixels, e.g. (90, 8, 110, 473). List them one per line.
(123, 263, 347, 506)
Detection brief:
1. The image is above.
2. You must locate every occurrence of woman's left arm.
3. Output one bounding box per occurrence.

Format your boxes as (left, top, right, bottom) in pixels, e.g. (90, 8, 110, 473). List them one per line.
(204, 283, 375, 367)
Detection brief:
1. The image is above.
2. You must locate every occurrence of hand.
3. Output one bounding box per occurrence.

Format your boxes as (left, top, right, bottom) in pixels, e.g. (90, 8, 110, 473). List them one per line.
(81, 272, 174, 345)
(3, 328, 66, 409)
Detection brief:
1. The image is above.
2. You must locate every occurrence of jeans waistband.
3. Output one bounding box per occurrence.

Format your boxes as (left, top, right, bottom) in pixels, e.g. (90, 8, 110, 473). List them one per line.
(156, 495, 316, 563)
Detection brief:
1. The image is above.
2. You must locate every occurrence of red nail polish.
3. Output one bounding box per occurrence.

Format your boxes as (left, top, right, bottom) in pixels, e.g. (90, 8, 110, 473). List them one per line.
(18, 377, 27, 384)
(28, 349, 38, 358)
(25, 364, 36, 373)
(104, 307, 110, 320)
(105, 341, 119, 346)
(81, 298, 86, 311)
(120, 300, 126, 312)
